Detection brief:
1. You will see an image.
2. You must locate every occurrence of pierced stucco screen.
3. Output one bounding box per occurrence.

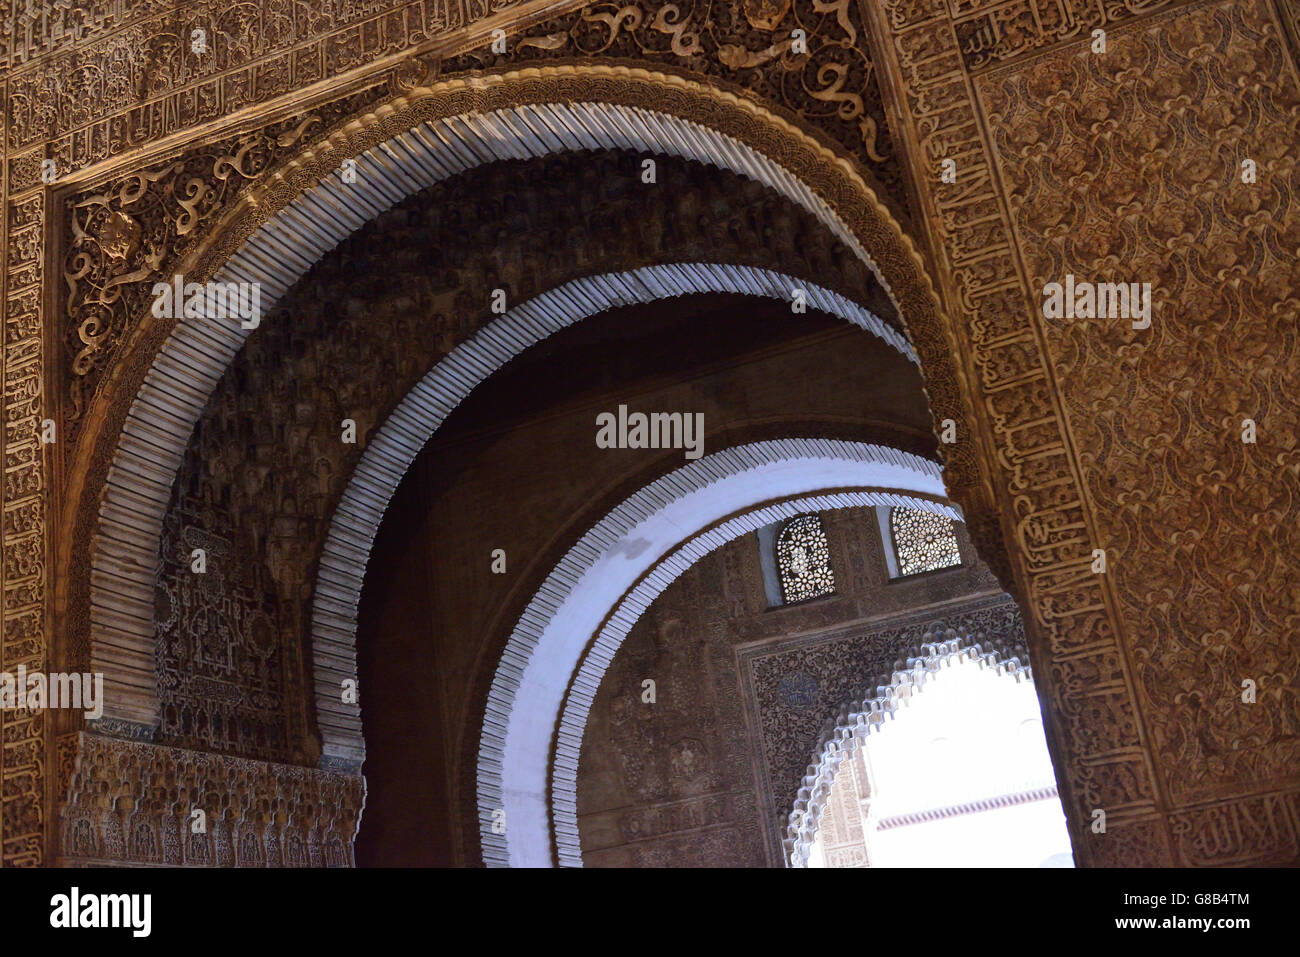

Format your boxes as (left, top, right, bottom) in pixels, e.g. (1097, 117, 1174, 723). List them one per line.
(777, 515, 836, 603)
(889, 507, 962, 576)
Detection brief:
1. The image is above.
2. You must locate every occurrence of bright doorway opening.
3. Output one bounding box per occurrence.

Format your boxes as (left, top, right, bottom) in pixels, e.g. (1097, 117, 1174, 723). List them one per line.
(808, 656, 1074, 868)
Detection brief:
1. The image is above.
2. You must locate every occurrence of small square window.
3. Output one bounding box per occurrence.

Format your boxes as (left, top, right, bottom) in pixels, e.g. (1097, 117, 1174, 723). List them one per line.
(887, 507, 962, 577)
(774, 514, 836, 604)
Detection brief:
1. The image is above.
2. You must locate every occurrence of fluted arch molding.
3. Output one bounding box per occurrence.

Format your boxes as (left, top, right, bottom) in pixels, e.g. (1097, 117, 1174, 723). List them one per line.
(783, 627, 1035, 868)
(69, 66, 987, 766)
(314, 265, 914, 764)
(480, 438, 961, 867)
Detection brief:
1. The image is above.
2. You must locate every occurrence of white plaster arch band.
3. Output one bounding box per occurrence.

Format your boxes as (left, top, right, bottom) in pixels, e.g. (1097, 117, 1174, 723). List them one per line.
(478, 439, 959, 867)
(313, 267, 913, 764)
(90, 99, 914, 731)
(548, 488, 962, 868)
(783, 631, 1033, 868)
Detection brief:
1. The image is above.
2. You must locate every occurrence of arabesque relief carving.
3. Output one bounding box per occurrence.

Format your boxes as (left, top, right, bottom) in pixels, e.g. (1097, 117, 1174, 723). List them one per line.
(3, 192, 47, 867)
(949, 0, 1187, 71)
(4, 0, 535, 182)
(61, 93, 379, 443)
(155, 512, 309, 765)
(976, 0, 1300, 804)
(58, 732, 363, 866)
(441, 0, 908, 214)
(869, 0, 1300, 864)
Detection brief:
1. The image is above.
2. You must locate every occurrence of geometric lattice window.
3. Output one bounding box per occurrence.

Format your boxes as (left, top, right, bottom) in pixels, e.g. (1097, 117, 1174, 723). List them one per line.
(889, 507, 961, 576)
(776, 514, 836, 604)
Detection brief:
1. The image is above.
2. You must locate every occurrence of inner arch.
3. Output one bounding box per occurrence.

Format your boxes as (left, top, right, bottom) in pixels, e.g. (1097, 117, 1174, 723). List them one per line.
(313, 266, 912, 763)
(479, 439, 957, 867)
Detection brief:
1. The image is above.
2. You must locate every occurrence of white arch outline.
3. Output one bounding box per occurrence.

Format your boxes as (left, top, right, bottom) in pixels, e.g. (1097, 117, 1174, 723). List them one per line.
(549, 489, 959, 867)
(477, 439, 958, 867)
(90, 99, 913, 732)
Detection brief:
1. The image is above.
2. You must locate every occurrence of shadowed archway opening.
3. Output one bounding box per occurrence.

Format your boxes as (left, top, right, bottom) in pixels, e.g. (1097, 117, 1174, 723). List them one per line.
(70, 68, 1040, 870)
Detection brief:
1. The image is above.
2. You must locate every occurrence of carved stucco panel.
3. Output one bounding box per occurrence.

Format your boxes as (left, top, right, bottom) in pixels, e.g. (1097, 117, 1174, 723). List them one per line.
(60, 93, 384, 445)
(2, 192, 48, 867)
(438, 0, 909, 220)
(869, 0, 1300, 864)
(3, 0, 545, 182)
(57, 732, 364, 867)
(975, 0, 1300, 805)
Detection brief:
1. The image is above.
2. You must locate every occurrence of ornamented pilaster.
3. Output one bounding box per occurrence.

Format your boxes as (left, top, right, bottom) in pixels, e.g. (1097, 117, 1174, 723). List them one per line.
(865, 0, 1300, 864)
(2, 190, 47, 867)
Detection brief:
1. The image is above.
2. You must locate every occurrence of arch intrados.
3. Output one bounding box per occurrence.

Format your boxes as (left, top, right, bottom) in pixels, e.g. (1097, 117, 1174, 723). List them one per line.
(79, 66, 955, 737)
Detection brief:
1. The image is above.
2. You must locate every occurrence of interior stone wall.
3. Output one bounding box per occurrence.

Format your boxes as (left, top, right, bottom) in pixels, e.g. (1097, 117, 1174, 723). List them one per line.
(975, 0, 1300, 811)
(576, 504, 1008, 866)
